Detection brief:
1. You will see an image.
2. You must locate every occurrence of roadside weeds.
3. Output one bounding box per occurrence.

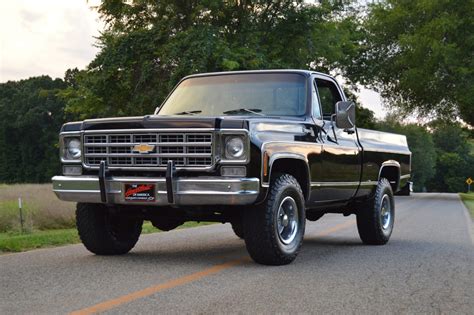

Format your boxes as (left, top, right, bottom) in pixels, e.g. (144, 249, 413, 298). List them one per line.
(0, 221, 214, 254)
(459, 193, 474, 220)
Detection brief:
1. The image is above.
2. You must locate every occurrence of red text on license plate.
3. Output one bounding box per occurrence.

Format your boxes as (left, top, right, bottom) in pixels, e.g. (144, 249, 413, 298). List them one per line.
(124, 184, 155, 202)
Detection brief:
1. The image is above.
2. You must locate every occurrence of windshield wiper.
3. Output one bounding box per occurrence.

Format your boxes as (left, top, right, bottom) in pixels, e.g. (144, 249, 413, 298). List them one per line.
(173, 110, 202, 115)
(222, 108, 264, 116)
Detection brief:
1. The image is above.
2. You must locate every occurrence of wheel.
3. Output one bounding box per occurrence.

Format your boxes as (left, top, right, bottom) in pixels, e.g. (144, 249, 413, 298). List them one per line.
(230, 219, 244, 239)
(356, 178, 395, 245)
(76, 203, 143, 255)
(243, 173, 305, 265)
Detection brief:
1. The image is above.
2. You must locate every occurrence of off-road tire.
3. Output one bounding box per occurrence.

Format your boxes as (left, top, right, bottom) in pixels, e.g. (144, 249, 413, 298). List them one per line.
(356, 178, 394, 245)
(230, 219, 244, 239)
(243, 173, 305, 265)
(76, 203, 143, 255)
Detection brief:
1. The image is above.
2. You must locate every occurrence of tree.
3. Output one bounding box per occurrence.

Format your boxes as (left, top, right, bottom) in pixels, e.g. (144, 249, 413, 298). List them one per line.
(62, 0, 363, 119)
(344, 88, 378, 129)
(427, 122, 474, 192)
(378, 117, 437, 191)
(0, 77, 67, 183)
(352, 0, 474, 126)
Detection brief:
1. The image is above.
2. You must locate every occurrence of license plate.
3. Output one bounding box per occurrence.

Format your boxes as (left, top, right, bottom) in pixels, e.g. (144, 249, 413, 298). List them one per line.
(124, 184, 155, 202)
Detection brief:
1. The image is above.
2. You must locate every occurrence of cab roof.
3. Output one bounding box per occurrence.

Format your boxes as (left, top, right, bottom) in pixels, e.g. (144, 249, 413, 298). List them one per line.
(183, 69, 335, 81)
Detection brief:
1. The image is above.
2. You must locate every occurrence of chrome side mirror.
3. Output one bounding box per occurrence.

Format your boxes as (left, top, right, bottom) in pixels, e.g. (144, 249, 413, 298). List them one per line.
(335, 101, 355, 129)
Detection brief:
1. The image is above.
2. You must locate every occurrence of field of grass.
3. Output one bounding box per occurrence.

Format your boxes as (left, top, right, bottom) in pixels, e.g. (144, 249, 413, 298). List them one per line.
(0, 184, 214, 253)
(459, 193, 474, 220)
(0, 184, 75, 232)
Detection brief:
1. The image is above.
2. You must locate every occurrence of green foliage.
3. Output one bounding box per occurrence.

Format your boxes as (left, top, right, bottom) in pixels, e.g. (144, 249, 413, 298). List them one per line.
(355, 106, 377, 130)
(427, 122, 474, 192)
(0, 77, 67, 183)
(378, 118, 437, 191)
(62, 0, 362, 118)
(353, 0, 474, 126)
(378, 118, 474, 192)
(344, 88, 378, 129)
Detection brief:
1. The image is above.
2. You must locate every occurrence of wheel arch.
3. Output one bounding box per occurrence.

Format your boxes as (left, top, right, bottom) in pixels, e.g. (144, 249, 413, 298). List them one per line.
(267, 154, 310, 202)
(378, 161, 401, 192)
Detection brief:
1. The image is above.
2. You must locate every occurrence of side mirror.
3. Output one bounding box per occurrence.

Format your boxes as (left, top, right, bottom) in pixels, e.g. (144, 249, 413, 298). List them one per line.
(334, 101, 355, 129)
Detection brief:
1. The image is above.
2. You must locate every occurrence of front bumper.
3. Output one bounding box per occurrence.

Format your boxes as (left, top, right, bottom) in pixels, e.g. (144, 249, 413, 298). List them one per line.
(52, 175, 260, 206)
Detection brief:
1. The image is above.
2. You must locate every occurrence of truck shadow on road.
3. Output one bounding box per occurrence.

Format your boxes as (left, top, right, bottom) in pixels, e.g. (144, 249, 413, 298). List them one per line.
(77, 241, 248, 267)
(75, 236, 472, 269)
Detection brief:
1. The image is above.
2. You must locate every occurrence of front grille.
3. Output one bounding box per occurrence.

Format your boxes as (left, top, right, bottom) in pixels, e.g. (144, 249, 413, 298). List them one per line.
(83, 131, 214, 169)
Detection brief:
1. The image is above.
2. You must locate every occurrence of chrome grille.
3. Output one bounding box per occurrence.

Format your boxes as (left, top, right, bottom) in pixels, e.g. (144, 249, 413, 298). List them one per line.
(83, 131, 213, 169)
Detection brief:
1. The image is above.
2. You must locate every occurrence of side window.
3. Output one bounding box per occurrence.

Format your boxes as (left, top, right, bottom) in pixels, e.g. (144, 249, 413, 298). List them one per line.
(315, 79, 342, 118)
(312, 80, 322, 119)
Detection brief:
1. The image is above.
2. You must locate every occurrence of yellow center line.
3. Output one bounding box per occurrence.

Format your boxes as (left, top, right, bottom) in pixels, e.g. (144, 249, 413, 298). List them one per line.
(70, 220, 355, 315)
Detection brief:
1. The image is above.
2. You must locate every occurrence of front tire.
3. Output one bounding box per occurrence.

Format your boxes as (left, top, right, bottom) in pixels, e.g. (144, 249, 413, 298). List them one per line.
(76, 203, 143, 255)
(356, 178, 395, 245)
(243, 174, 305, 265)
(230, 219, 244, 239)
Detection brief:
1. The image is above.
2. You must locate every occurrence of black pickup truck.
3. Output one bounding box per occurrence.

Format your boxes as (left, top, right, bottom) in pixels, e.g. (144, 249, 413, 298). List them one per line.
(52, 70, 411, 265)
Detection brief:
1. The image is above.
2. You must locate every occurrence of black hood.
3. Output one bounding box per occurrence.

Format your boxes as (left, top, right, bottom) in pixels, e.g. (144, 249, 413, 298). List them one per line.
(79, 115, 247, 131)
(60, 115, 299, 133)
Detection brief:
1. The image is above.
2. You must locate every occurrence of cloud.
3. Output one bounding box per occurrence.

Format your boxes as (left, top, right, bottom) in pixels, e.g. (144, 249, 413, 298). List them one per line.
(0, 0, 103, 83)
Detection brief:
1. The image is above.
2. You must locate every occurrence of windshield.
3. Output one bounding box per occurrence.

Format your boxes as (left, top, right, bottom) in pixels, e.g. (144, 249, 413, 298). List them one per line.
(157, 73, 307, 117)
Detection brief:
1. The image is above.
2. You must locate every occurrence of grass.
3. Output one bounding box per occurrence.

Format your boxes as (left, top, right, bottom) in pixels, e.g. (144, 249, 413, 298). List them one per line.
(0, 184, 215, 253)
(0, 221, 213, 254)
(0, 228, 80, 253)
(459, 193, 474, 220)
(0, 184, 75, 232)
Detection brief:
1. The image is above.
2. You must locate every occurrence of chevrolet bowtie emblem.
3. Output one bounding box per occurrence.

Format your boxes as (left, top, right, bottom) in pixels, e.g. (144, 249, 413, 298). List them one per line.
(132, 144, 155, 154)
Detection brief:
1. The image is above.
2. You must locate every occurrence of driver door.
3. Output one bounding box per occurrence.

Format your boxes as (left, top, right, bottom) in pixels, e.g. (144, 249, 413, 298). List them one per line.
(311, 77, 361, 204)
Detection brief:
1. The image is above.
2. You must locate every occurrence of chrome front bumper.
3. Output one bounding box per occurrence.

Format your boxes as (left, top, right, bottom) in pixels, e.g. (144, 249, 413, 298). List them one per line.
(52, 176, 260, 206)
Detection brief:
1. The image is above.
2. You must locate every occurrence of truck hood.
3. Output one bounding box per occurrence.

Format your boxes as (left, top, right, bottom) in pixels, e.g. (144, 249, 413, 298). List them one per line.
(61, 115, 305, 132)
(78, 115, 247, 131)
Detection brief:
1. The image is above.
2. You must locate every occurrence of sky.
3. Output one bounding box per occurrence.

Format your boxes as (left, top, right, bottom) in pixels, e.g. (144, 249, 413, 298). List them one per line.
(0, 0, 386, 118)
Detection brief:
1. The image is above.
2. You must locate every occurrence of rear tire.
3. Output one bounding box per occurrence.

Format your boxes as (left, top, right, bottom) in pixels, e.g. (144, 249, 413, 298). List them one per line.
(243, 174, 305, 265)
(76, 203, 143, 255)
(356, 178, 394, 245)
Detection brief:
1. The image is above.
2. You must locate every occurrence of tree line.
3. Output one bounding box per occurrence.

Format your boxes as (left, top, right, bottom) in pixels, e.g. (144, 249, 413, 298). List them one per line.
(0, 0, 472, 190)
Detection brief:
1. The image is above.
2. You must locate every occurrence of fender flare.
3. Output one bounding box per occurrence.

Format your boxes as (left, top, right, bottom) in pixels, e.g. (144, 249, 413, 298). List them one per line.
(378, 160, 401, 191)
(262, 153, 311, 202)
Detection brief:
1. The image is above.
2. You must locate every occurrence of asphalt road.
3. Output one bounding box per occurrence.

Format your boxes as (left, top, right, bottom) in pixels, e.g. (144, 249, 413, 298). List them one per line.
(1, 193, 473, 314)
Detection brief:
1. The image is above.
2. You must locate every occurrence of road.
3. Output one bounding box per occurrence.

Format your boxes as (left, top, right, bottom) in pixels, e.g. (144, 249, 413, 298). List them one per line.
(1, 193, 473, 314)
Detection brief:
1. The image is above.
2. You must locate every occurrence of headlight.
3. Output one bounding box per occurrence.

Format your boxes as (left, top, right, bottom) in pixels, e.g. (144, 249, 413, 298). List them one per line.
(225, 136, 245, 159)
(64, 137, 81, 160)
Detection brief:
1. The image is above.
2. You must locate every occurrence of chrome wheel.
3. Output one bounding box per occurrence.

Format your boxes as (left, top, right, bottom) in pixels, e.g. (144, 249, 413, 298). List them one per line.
(380, 194, 392, 230)
(277, 196, 299, 245)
